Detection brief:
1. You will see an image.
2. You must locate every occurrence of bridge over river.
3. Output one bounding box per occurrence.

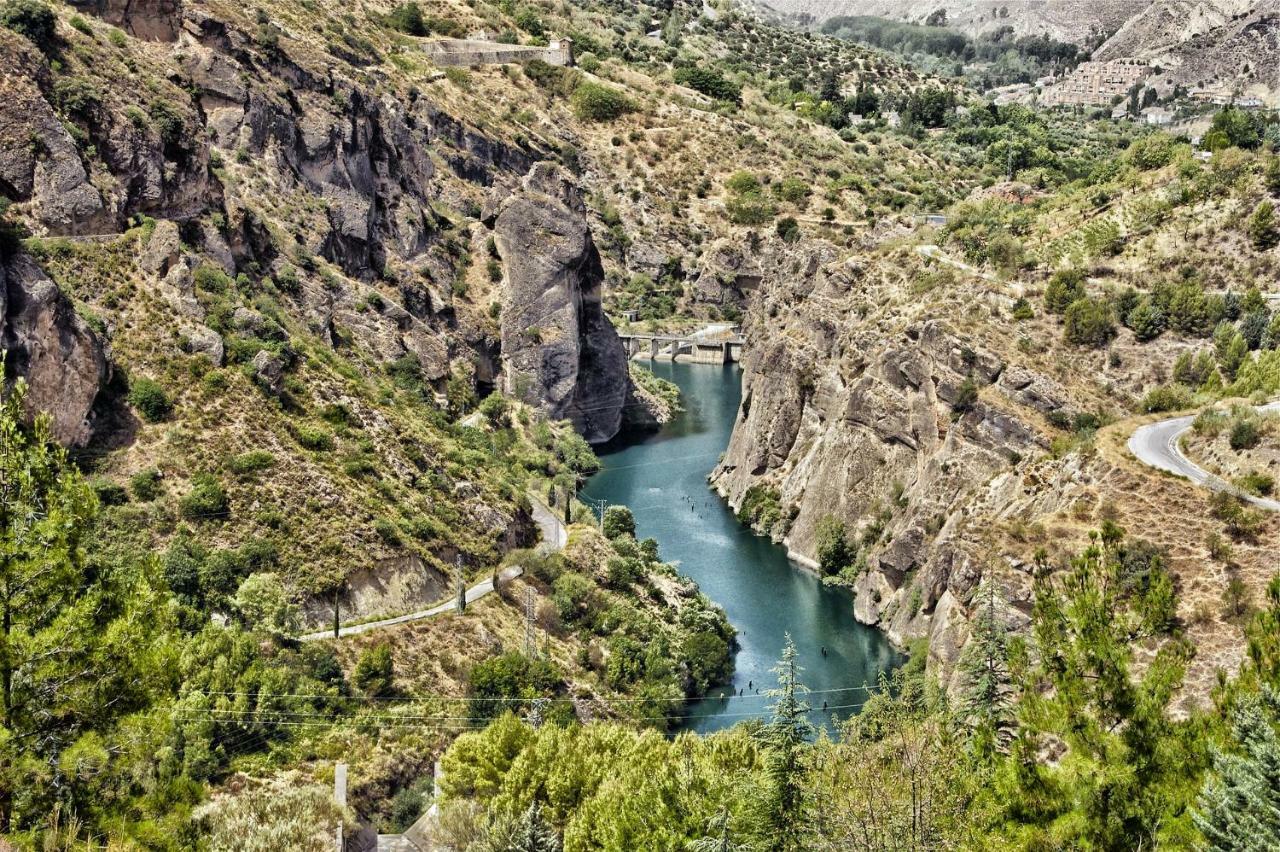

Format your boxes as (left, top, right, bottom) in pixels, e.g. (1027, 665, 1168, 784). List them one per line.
(618, 324, 744, 364)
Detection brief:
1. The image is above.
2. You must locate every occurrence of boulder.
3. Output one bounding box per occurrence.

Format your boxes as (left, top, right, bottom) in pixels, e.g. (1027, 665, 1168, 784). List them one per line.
(250, 350, 284, 395)
(493, 163, 629, 443)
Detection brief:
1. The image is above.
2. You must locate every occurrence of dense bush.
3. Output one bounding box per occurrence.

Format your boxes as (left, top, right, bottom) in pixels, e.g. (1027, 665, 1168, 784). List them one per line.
(467, 651, 562, 719)
(602, 505, 636, 540)
(1229, 419, 1260, 451)
(0, 0, 56, 51)
(571, 83, 632, 122)
(815, 515, 855, 577)
(129, 468, 163, 501)
(1141, 384, 1193, 413)
(353, 644, 395, 697)
(673, 65, 741, 104)
(179, 473, 228, 521)
(128, 376, 172, 422)
(1043, 269, 1085, 314)
(387, 2, 427, 35)
(1063, 297, 1116, 348)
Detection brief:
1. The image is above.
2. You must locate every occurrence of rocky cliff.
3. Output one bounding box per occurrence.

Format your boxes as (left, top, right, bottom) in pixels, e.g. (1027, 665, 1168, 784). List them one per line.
(707, 236, 1231, 689)
(490, 164, 630, 443)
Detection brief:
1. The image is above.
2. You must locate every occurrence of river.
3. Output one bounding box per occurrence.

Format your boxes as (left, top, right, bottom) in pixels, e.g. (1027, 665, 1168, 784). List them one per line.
(584, 361, 903, 734)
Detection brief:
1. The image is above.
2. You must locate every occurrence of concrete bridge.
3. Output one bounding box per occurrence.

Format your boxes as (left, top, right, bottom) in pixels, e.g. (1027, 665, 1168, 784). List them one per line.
(618, 328, 744, 364)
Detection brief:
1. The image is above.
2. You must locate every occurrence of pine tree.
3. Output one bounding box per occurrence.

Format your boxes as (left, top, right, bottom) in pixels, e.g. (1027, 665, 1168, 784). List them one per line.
(755, 634, 813, 850)
(958, 582, 1013, 753)
(0, 379, 172, 829)
(1194, 688, 1280, 850)
(510, 801, 561, 852)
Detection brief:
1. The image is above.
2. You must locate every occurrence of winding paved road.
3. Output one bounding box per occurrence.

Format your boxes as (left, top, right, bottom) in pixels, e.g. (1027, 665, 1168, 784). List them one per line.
(299, 490, 566, 641)
(1128, 402, 1280, 512)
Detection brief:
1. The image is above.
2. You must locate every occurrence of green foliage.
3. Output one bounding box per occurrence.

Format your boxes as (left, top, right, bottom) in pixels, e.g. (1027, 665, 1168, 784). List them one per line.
(775, 216, 800, 242)
(53, 76, 102, 118)
(129, 467, 163, 501)
(952, 376, 980, 414)
(1247, 201, 1279, 251)
(736, 484, 786, 534)
(1230, 418, 1260, 451)
(0, 382, 181, 833)
(1195, 688, 1280, 850)
(128, 376, 172, 422)
(179, 472, 228, 521)
(570, 83, 632, 122)
(0, 0, 55, 51)
(353, 644, 395, 697)
(295, 424, 334, 451)
(601, 505, 635, 540)
(1062, 297, 1116, 348)
(1207, 106, 1264, 151)
(467, 652, 562, 720)
(387, 1, 428, 35)
(724, 172, 776, 225)
(674, 65, 741, 105)
(1141, 384, 1193, 413)
(1043, 268, 1085, 314)
(814, 515, 854, 577)
(1126, 297, 1166, 342)
(233, 572, 300, 636)
(228, 449, 276, 476)
(991, 529, 1203, 848)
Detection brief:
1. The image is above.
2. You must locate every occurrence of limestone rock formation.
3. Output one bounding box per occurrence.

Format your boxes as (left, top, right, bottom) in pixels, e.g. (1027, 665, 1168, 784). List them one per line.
(1, 255, 108, 446)
(492, 164, 629, 443)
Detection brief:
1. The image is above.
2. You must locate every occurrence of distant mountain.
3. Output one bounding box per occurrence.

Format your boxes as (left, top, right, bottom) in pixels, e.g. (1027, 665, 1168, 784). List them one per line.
(1094, 0, 1280, 97)
(758, 0, 1280, 100)
(753, 0, 1149, 45)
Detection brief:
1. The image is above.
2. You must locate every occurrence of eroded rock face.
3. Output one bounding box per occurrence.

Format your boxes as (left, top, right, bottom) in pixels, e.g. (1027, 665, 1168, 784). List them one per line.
(493, 164, 629, 443)
(1, 255, 108, 446)
(70, 0, 183, 41)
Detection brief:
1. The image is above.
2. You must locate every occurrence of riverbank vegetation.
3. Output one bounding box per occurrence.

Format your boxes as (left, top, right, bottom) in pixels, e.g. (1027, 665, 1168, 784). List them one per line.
(432, 524, 1280, 850)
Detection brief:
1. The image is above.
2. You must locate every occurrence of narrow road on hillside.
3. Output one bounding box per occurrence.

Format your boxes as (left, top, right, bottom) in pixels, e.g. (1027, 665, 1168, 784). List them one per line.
(1128, 402, 1280, 512)
(299, 491, 566, 641)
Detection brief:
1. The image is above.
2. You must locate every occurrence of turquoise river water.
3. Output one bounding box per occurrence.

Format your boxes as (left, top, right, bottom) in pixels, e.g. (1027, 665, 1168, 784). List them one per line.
(584, 361, 903, 734)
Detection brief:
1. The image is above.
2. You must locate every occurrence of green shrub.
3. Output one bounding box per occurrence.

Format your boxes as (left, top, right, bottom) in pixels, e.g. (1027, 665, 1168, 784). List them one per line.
(128, 377, 172, 422)
(952, 377, 979, 414)
(295, 424, 334, 451)
(0, 0, 56, 51)
(467, 651, 562, 719)
(1229, 419, 1260, 451)
(179, 473, 228, 521)
(815, 515, 855, 577)
(387, 1, 427, 35)
(1043, 269, 1085, 314)
(1126, 298, 1166, 342)
(602, 505, 636, 540)
(91, 478, 128, 506)
(129, 468, 163, 502)
(1140, 384, 1193, 413)
(673, 65, 741, 104)
(354, 644, 395, 697)
(1063, 297, 1116, 348)
(1247, 201, 1278, 251)
(53, 77, 102, 117)
(229, 450, 276, 475)
(1011, 297, 1034, 320)
(1235, 471, 1274, 497)
(775, 216, 801, 243)
(570, 83, 632, 122)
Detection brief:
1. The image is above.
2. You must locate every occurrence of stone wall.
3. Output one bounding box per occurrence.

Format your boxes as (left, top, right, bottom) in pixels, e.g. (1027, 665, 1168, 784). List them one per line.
(423, 38, 572, 68)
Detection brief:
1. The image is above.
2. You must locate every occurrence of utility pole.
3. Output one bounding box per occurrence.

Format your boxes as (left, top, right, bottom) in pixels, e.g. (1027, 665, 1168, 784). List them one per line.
(455, 554, 466, 614)
(332, 583, 341, 639)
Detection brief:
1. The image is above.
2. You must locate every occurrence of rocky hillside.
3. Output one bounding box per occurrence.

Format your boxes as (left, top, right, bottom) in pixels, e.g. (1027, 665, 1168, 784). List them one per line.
(755, 0, 1148, 43)
(1095, 0, 1280, 99)
(712, 130, 1280, 702)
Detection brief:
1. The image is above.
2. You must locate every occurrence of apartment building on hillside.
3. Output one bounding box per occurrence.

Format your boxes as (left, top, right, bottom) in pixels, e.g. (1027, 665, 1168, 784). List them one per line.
(1043, 60, 1149, 107)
